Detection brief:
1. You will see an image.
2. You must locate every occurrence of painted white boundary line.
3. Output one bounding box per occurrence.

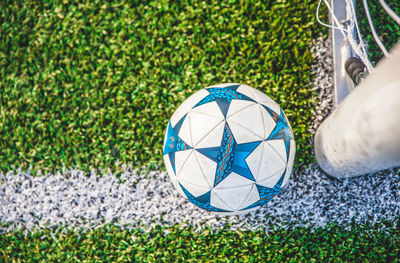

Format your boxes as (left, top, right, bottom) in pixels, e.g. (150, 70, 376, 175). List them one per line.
(1, 164, 399, 233)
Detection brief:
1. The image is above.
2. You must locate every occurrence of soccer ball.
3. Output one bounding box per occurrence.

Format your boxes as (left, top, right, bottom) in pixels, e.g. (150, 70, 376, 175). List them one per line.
(163, 83, 295, 215)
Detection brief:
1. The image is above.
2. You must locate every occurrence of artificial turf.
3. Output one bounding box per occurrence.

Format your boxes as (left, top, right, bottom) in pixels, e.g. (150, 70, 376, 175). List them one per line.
(1, 224, 399, 262)
(2, 0, 400, 262)
(356, 0, 400, 65)
(1, 0, 322, 174)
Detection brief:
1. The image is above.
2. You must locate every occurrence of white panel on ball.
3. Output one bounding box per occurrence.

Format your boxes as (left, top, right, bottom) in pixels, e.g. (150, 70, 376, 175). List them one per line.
(213, 172, 254, 189)
(191, 101, 224, 120)
(259, 105, 276, 139)
(226, 100, 256, 119)
(226, 121, 261, 144)
(236, 84, 258, 101)
(195, 121, 225, 148)
(177, 150, 212, 193)
(227, 104, 264, 139)
(178, 113, 193, 147)
(267, 140, 287, 163)
(243, 142, 263, 181)
(257, 169, 285, 188)
(174, 149, 194, 177)
(170, 89, 209, 127)
(253, 90, 281, 114)
(190, 110, 224, 147)
(211, 175, 255, 211)
(209, 191, 234, 211)
(194, 150, 217, 188)
(237, 84, 281, 114)
(178, 180, 210, 198)
(255, 141, 286, 182)
(237, 184, 261, 210)
(211, 172, 256, 211)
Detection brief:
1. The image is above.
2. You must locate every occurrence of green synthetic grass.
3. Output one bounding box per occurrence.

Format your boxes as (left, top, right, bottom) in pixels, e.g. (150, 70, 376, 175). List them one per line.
(1, 0, 323, 174)
(356, 0, 400, 65)
(1, 224, 399, 262)
(5, 1, 399, 262)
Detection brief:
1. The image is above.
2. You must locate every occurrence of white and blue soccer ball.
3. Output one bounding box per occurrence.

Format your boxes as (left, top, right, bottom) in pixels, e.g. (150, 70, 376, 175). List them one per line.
(163, 83, 295, 215)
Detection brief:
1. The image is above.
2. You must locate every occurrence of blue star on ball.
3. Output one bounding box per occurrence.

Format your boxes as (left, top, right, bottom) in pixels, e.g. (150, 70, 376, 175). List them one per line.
(163, 115, 192, 174)
(263, 106, 294, 161)
(193, 84, 256, 118)
(196, 122, 261, 187)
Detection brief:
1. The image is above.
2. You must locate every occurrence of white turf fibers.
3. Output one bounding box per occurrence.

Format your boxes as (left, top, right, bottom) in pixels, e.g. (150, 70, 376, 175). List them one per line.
(1, 164, 399, 233)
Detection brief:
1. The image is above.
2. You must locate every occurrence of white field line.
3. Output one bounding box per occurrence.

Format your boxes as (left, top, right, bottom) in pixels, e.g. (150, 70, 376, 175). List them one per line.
(1, 37, 398, 234)
(1, 164, 399, 233)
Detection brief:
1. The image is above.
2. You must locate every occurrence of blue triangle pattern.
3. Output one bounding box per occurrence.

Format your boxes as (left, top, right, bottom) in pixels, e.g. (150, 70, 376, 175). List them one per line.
(179, 183, 229, 212)
(192, 84, 256, 118)
(196, 123, 261, 187)
(263, 106, 294, 160)
(241, 171, 286, 210)
(163, 116, 192, 155)
(163, 115, 193, 174)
